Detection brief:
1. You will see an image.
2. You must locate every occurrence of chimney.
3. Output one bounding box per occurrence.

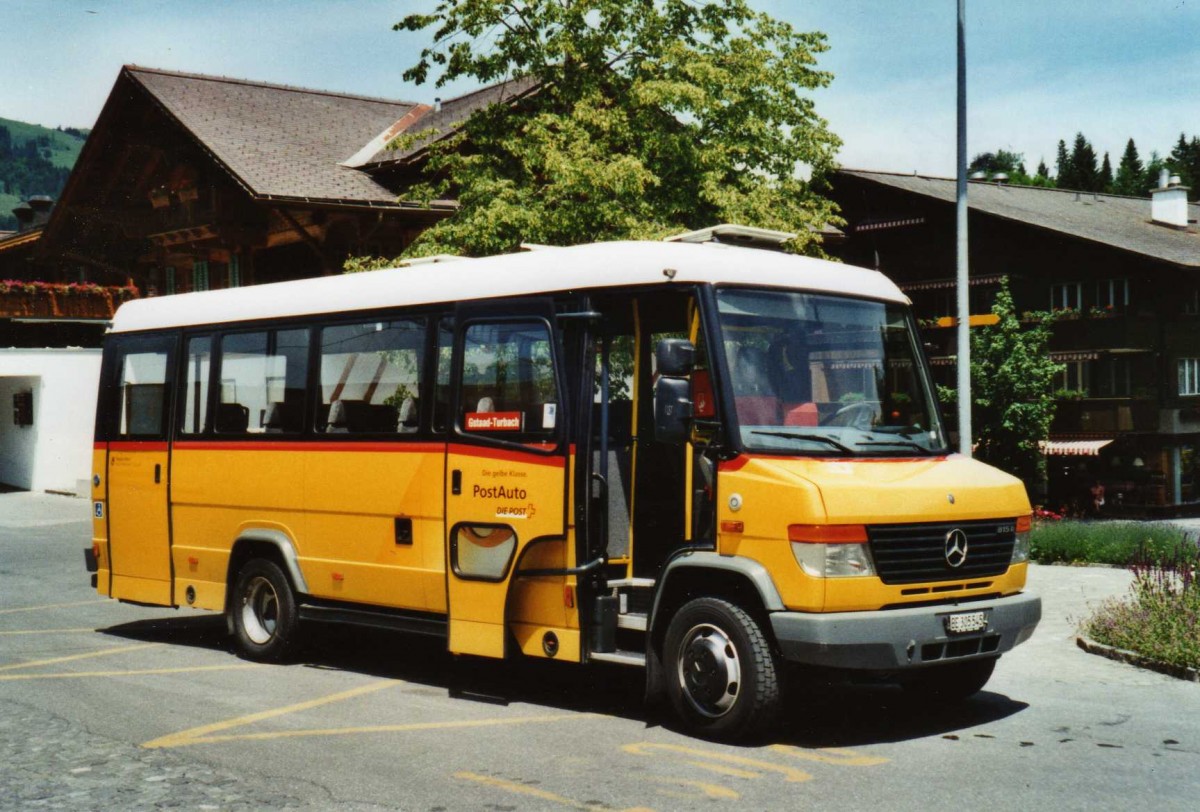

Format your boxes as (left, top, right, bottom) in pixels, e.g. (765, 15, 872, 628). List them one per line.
(433, 97, 442, 113)
(1150, 169, 1190, 228)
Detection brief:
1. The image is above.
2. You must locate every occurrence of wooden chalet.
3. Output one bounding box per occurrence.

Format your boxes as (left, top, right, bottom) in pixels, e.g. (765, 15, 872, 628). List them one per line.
(830, 169, 1200, 515)
(2, 66, 533, 342)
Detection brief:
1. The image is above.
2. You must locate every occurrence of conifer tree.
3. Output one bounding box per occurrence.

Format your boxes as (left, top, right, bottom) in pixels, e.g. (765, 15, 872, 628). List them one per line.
(1070, 132, 1100, 191)
(1100, 152, 1113, 192)
(1055, 139, 1074, 188)
(1113, 138, 1145, 196)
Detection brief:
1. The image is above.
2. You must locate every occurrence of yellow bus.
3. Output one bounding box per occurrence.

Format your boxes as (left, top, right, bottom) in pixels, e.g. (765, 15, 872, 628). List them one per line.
(88, 228, 1040, 739)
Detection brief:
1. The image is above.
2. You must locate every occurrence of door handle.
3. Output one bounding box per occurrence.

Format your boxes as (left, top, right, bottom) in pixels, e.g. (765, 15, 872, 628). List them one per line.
(451, 469, 462, 495)
(154, 464, 161, 484)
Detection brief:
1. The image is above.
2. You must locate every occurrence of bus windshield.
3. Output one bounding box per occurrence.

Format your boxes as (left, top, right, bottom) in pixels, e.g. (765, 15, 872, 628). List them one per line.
(715, 287, 949, 457)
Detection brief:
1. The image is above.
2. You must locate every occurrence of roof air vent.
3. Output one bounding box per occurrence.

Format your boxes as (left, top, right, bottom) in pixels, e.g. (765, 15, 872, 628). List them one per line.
(968, 171, 986, 180)
(991, 172, 1008, 184)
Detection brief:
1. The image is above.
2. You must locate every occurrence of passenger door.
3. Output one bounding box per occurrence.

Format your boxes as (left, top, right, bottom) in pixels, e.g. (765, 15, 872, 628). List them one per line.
(103, 334, 177, 605)
(445, 306, 569, 658)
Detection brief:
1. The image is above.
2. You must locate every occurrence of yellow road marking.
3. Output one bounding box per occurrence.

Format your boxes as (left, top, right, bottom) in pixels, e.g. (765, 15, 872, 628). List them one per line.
(0, 643, 159, 672)
(645, 777, 739, 800)
(0, 600, 108, 615)
(622, 742, 812, 783)
(154, 711, 592, 748)
(769, 744, 890, 767)
(144, 680, 397, 748)
(0, 628, 94, 636)
(0, 664, 259, 682)
(455, 772, 595, 810)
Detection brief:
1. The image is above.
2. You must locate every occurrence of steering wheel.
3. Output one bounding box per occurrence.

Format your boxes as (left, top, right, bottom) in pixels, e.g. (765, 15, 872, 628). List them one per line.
(823, 401, 876, 429)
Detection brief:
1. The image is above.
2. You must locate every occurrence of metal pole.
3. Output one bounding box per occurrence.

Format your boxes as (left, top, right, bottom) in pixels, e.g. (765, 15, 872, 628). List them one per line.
(955, 0, 971, 456)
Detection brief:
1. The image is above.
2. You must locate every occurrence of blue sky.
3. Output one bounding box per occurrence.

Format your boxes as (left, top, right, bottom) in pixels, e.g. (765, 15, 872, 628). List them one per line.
(3, 1, 1197, 177)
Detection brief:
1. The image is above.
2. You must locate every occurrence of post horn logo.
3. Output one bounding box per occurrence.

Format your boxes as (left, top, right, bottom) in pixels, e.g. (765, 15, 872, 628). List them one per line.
(944, 529, 969, 568)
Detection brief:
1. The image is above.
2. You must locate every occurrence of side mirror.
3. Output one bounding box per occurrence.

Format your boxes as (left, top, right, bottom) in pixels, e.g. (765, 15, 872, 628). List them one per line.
(654, 377, 693, 444)
(656, 338, 694, 377)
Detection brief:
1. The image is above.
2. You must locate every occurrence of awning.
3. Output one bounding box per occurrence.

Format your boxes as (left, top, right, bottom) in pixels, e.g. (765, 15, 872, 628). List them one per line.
(1040, 439, 1113, 456)
(900, 273, 1006, 292)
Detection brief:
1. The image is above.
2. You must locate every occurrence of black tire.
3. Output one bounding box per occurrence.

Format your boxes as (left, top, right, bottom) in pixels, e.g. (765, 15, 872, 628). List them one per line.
(231, 558, 301, 663)
(902, 657, 996, 702)
(663, 597, 781, 740)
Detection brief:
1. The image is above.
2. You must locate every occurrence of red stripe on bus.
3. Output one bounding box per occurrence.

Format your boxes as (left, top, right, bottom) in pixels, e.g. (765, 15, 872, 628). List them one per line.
(106, 441, 169, 452)
(448, 443, 567, 467)
(172, 440, 447, 454)
(720, 453, 950, 471)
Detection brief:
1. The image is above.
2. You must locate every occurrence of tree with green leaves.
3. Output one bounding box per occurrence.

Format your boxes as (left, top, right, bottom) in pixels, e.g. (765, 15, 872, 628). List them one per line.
(1054, 139, 1073, 189)
(1167, 132, 1200, 200)
(389, 0, 841, 258)
(1099, 152, 1113, 192)
(1112, 138, 1145, 196)
(940, 279, 1061, 495)
(1068, 132, 1100, 191)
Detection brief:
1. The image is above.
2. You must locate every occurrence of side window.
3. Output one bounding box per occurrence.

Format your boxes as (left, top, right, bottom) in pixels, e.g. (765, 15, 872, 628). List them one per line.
(460, 320, 560, 444)
(216, 328, 309, 434)
(179, 336, 211, 435)
(317, 318, 425, 434)
(116, 343, 172, 439)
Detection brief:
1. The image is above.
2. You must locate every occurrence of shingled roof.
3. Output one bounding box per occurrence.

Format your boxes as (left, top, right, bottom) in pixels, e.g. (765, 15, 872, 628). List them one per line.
(351, 75, 540, 168)
(838, 169, 1200, 269)
(127, 66, 419, 205)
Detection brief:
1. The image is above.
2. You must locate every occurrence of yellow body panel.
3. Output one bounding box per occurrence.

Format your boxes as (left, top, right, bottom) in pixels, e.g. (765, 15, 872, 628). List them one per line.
(91, 448, 111, 596)
(171, 445, 446, 613)
(718, 454, 1032, 612)
(106, 445, 172, 605)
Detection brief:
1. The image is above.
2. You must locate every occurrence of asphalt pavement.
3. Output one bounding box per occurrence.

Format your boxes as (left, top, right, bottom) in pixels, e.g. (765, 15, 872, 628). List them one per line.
(1, 491, 1197, 811)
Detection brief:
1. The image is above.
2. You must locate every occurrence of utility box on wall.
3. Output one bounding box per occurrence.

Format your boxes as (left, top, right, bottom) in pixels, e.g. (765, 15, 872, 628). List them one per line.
(13, 391, 33, 427)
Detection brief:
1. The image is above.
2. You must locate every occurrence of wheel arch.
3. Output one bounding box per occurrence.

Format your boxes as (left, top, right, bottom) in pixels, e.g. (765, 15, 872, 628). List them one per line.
(224, 529, 308, 632)
(647, 552, 784, 658)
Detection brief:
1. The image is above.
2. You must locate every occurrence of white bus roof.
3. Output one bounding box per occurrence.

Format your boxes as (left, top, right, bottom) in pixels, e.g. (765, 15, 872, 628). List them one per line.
(110, 240, 907, 333)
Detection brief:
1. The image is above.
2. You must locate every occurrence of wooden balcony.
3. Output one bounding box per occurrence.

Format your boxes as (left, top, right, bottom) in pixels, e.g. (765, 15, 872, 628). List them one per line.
(1046, 313, 1159, 352)
(1051, 397, 1159, 434)
(0, 283, 138, 320)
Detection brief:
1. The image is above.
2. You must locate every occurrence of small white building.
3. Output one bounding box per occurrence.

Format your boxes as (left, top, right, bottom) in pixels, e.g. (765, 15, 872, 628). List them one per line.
(0, 348, 102, 496)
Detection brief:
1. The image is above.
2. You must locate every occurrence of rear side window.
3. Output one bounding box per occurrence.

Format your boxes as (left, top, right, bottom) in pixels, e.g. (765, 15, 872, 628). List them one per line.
(99, 334, 176, 441)
(215, 329, 309, 434)
(317, 319, 426, 434)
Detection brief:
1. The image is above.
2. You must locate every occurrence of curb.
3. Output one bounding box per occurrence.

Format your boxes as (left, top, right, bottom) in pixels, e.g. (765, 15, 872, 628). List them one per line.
(1075, 636, 1200, 683)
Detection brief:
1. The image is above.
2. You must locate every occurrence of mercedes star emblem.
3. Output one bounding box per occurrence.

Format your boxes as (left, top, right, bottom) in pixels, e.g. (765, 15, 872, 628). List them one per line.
(944, 528, 969, 568)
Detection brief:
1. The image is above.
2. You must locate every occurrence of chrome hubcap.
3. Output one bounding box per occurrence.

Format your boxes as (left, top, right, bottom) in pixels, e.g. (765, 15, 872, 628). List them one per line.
(677, 623, 741, 718)
(241, 576, 279, 645)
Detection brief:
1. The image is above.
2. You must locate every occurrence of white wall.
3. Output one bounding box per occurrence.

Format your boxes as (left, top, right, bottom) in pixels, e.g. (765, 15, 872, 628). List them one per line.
(0, 349, 102, 495)
(0, 375, 39, 489)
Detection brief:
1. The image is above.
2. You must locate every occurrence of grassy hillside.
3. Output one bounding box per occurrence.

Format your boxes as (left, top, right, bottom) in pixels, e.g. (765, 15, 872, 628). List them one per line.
(0, 117, 89, 169)
(0, 117, 88, 231)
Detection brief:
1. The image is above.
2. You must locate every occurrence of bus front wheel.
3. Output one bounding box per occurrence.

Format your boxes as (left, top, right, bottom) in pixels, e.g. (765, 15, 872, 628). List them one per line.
(231, 558, 300, 663)
(663, 597, 781, 740)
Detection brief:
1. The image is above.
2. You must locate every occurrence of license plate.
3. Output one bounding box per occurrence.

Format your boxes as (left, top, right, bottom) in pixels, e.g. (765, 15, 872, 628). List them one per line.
(944, 610, 989, 635)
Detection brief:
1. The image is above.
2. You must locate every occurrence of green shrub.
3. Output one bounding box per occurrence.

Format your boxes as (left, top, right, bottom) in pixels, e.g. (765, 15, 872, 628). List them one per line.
(1029, 520, 1192, 566)
(1080, 548, 1200, 670)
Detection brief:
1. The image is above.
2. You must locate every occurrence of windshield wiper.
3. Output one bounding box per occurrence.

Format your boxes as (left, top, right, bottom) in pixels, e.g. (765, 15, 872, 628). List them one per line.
(751, 431, 855, 454)
(855, 439, 935, 454)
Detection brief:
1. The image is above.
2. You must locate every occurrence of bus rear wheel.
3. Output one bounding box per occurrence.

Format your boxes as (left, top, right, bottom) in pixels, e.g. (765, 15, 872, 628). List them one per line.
(231, 558, 300, 663)
(663, 598, 781, 741)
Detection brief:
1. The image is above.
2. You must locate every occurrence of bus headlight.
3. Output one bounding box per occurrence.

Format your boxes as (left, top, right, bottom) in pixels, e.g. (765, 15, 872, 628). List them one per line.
(1011, 515, 1032, 564)
(788, 525, 876, 578)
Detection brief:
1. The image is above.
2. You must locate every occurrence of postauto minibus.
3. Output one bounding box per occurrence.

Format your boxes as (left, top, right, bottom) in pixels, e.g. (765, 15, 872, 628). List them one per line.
(88, 229, 1040, 739)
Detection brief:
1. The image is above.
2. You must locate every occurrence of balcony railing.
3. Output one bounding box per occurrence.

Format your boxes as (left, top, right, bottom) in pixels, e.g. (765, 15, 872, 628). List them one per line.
(0, 282, 138, 320)
(1051, 397, 1159, 434)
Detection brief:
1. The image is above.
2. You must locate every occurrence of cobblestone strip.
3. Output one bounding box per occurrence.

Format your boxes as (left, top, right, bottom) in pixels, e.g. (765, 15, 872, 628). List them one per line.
(1, 698, 311, 810)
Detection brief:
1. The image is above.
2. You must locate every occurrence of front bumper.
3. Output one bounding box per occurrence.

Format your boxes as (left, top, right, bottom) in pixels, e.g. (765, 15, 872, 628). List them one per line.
(769, 591, 1041, 671)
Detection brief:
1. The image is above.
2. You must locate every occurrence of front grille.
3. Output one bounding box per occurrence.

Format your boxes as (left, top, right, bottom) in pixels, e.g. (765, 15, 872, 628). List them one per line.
(867, 519, 1015, 585)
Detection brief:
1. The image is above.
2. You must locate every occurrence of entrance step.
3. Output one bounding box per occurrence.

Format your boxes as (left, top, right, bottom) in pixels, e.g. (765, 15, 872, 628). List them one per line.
(607, 577, 656, 589)
(589, 649, 646, 667)
(616, 611, 647, 632)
